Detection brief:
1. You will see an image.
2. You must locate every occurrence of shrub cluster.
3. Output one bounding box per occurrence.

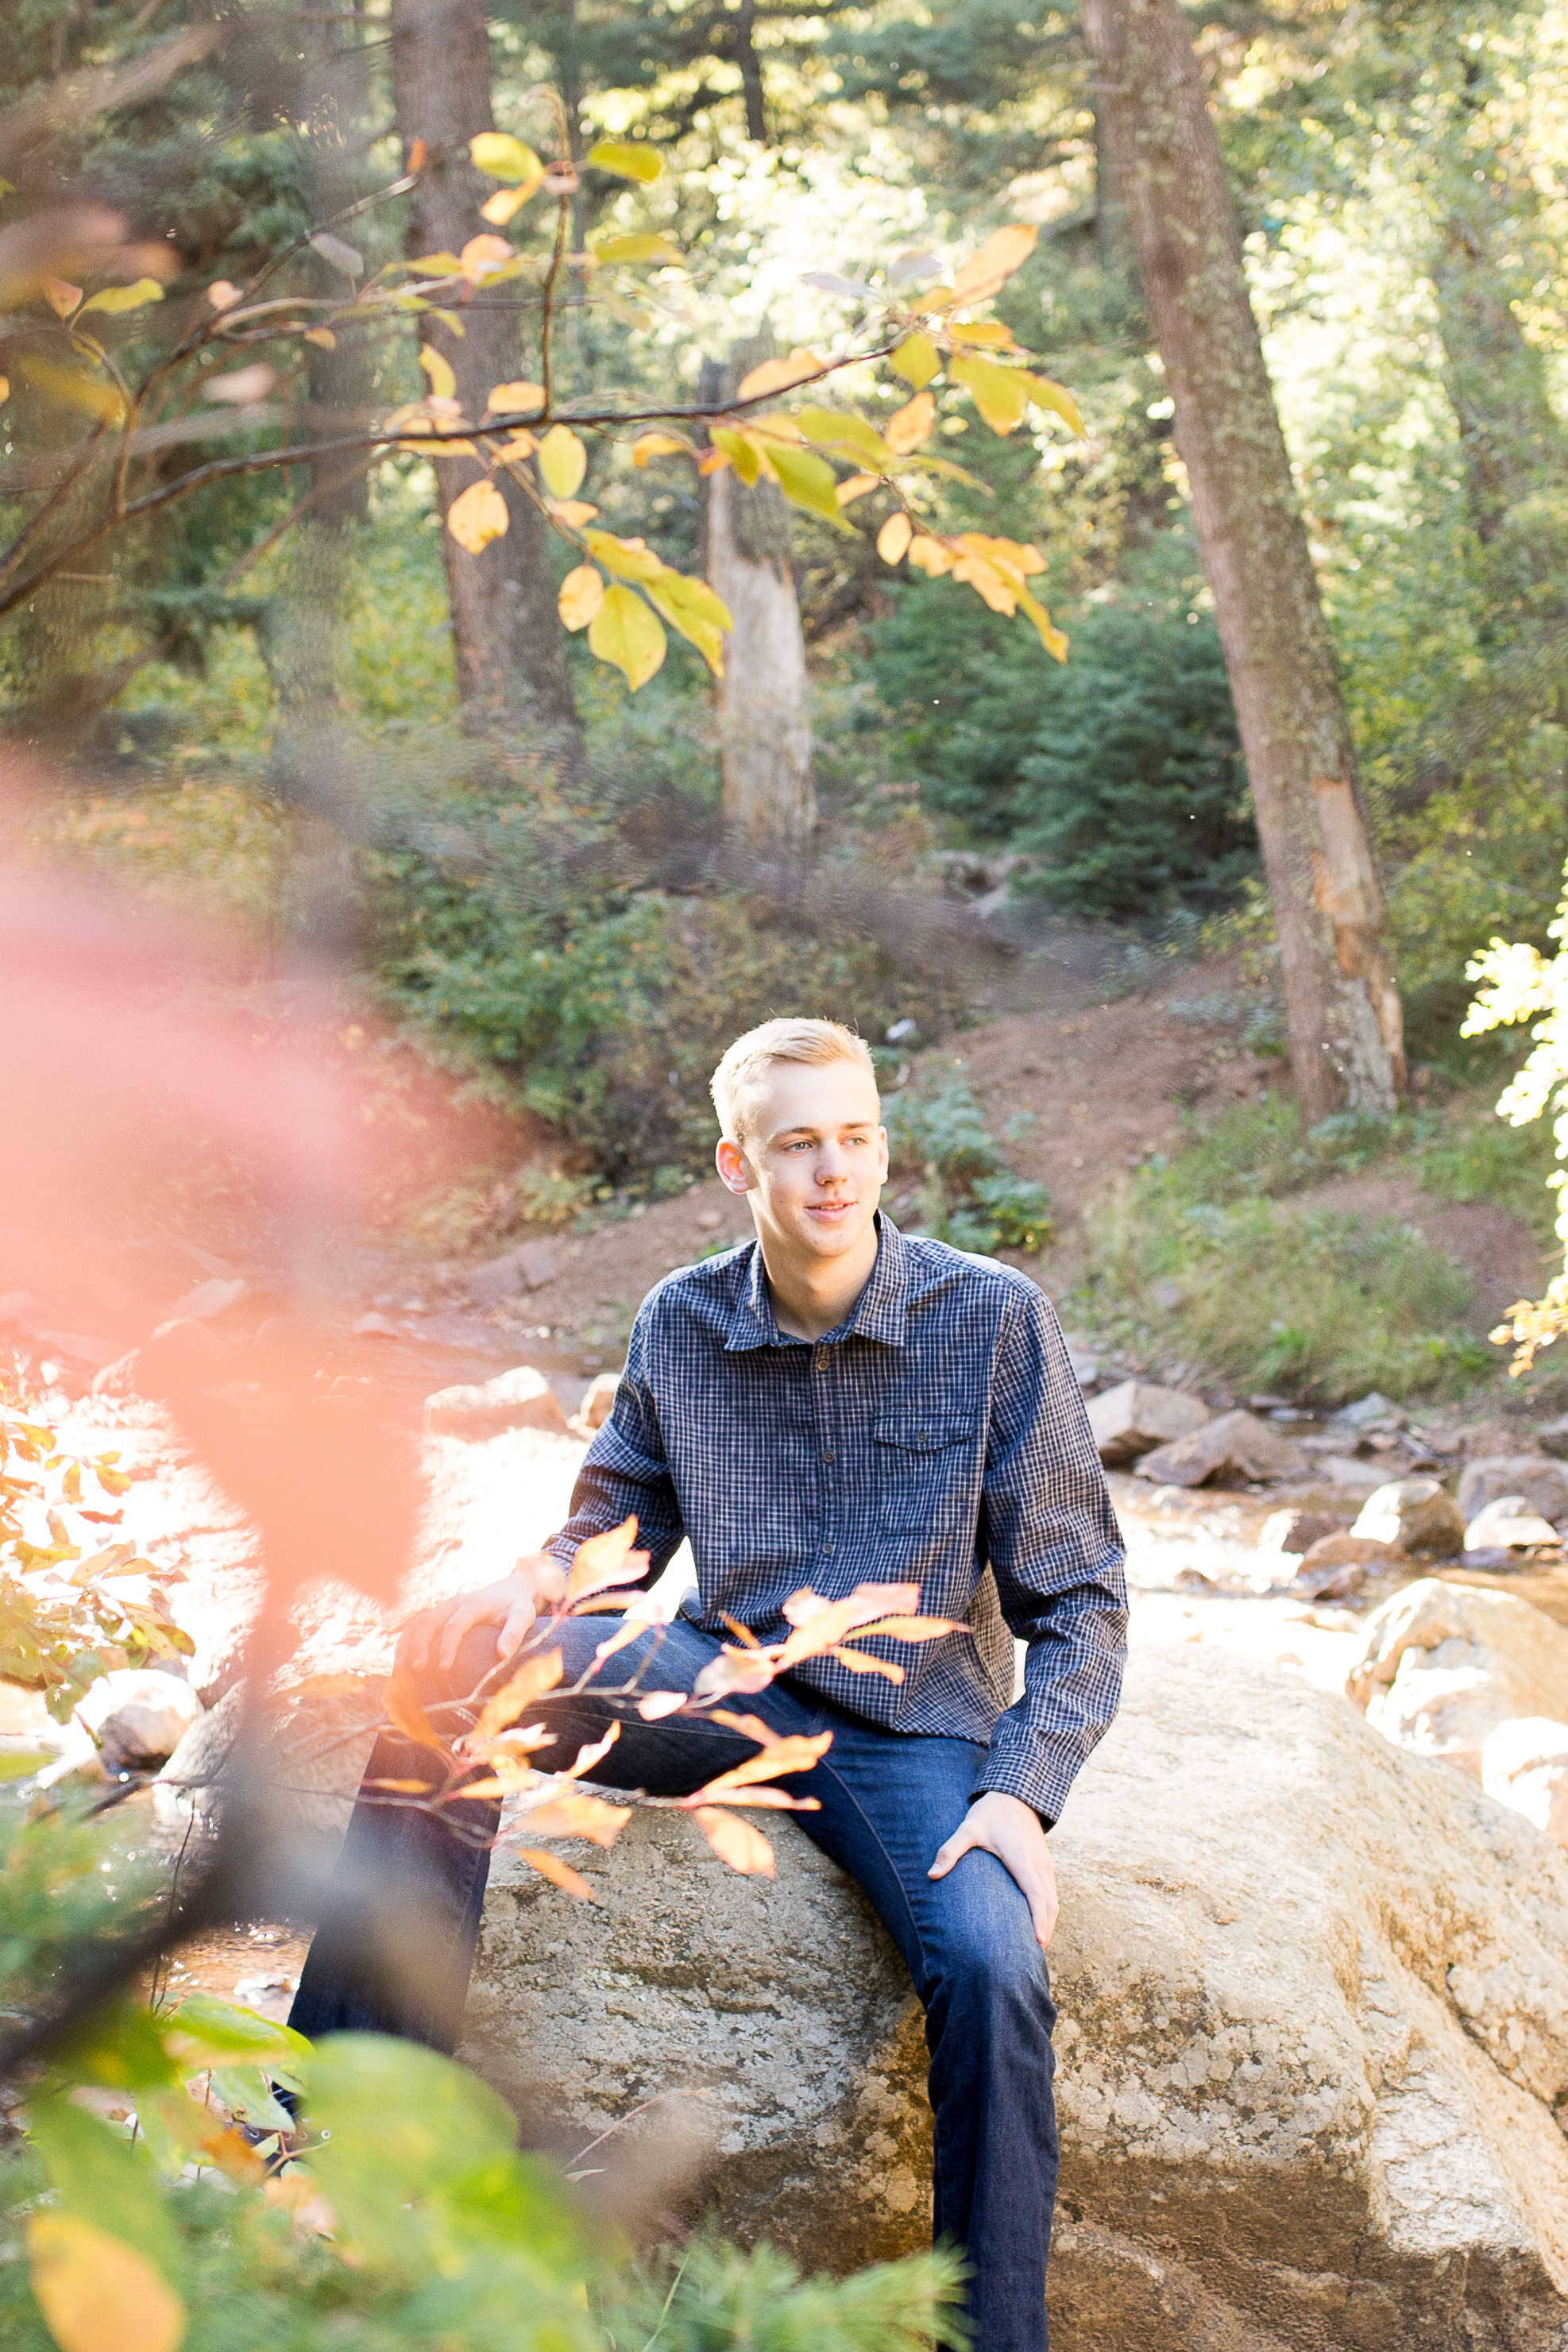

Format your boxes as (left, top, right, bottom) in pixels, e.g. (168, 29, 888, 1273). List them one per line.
(884, 1065, 1052, 1255)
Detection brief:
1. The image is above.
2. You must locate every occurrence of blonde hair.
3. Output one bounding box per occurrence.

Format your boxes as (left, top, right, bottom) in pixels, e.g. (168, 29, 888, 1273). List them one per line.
(710, 1018, 877, 1147)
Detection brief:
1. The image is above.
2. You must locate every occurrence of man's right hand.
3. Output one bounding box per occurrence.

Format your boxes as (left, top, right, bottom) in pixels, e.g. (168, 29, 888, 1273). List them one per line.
(396, 1552, 567, 1678)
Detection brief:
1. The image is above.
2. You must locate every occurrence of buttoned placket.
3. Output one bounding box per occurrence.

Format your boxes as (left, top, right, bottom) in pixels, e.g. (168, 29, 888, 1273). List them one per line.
(812, 1340, 836, 1558)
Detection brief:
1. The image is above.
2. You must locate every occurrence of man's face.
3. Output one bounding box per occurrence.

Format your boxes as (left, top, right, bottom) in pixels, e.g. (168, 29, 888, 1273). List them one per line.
(718, 1057, 887, 1261)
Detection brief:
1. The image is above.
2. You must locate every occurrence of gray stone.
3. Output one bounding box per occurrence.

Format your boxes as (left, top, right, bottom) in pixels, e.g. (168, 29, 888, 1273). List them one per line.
(154, 1675, 384, 1842)
(1347, 1576, 1568, 1778)
(70, 1668, 202, 1773)
(1087, 1380, 1209, 1466)
(1296, 1533, 1407, 1600)
(1466, 1496, 1562, 1553)
(577, 1372, 620, 1432)
(423, 1364, 570, 1441)
(1258, 1507, 1352, 1558)
(1134, 1408, 1307, 1489)
(1458, 1454, 1568, 1530)
(1483, 1717, 1568, 1851)
(1352, 1477, 1467, 1556)
(459, 1646, 1568, 2347)
(1536, 1415, 1568, 1462)
(515, 1241, 560, 1291)
(469, 1250, 525, 1308)
(1316, 1454, 1391, 1494)
(1333, 1391, 1406, 1433)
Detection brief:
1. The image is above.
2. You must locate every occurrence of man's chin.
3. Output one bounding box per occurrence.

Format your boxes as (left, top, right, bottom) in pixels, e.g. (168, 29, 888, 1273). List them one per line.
(795, 1207, 875, 1257)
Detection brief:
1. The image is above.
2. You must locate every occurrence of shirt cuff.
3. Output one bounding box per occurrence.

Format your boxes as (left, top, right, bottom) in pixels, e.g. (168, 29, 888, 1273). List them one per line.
(972, 1723, 1088, 1828)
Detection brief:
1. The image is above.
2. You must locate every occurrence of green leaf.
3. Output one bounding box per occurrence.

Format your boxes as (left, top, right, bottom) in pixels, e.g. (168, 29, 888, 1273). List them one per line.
(589, 582, 667, 690)
(891, 332, 940, 390)
(642, 570, 732, 677)
(765, 441, 855, 531)
(593, 233, 684, 266)
(469, 133, 543, 183)
(28, 2095, 180, 2288)
(1021, 371, 1085, 436)
(709, 424, 763, 485)
(948, 353, 1030, 434)
(166, 1991, 311, 2070)
(55, 1998, 183, 2093)
(586, 138, 662, 183)
(795, 406, 894, 468)
(78, 277, 164, 318)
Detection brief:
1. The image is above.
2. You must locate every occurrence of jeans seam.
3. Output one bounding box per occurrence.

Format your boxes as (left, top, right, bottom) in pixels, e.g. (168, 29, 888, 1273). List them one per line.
(809, 1756, 935, 1993)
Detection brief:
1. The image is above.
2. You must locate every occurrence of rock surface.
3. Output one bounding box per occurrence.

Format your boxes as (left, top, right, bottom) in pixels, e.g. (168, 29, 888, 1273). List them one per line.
(1087, 1380, 1208, 1467)
(1347, 1577, 1568, 1778)
(1483, 1717, 1568, 1850)
(1458, 1455, 1568, 1530)
(1135, 1409, 1308, 1489)
(1466, 1496, 1562, 1553)
(1353, 1477, 1466, 1556)
(423, 1364, 570, 1441)
(458, 1647, 1568, 2349)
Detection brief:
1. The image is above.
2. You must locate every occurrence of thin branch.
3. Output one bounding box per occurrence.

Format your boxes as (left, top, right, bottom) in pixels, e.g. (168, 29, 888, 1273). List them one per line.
(0, 415, 111, 593)
(540, 192, 571, 416)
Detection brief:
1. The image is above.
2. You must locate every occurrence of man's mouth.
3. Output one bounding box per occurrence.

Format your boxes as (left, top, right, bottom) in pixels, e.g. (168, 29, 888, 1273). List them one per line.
(807, 1198, 854, 1219)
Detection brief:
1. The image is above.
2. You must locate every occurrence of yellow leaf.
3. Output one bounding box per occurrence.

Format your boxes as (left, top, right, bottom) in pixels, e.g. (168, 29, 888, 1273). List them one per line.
(948, 319, 1017, 349)
(537, 423, 587, 498)
(419, 343, 457, 402)
(836, 473, 879, 506)
(481, 184, 536, 226)
(44, 277, 81, 319)
(446, 478, 510, 554)
(0, 377, 9, 404)
(743, 411, 802, 442)
(951, 544, 1017, 613)
(890, 333, 940, 389)
(1016, 584, 1069, 662)
(27, 2214, 185, 2352)
(459, 234, 516, 282)
(948, 353, 1030, 435)
(516, 1847, 597, 1901)
(469, 1650, 564, 1744)
(469, 133, 543, 184)
(1021, 372, 1085, 437)
(690, 1731, 833, 1793)
(710, 425, 763, 485)
(559, 564, 606, 632)
(586, 138, 662, 183)
(548, 497, 598, 526)
(631, 431, 692, 465)
(79, 277, 164, 318)
(566, 1512, 649, 1600)
(589, 582, 666, 689)
(692, 1806, 775, 1877)
(582, 527, 664, 584)
(16, 355, 125, 421)
(520, 1791, 631, 1844)
(485, 379, 544, 414)
(303, 327, 336, 349)
(796, 406, 892, 467)
(384, 1667, 446, 1749)
(886, 391, 935, 455)
(768, 440, 855, 529)
(642, 568, 732, 678)
(877, 512, 913, 565)
(593, 233, 685, 266)
(735, 347, 824, 402)
(950, 223, 1038, 304)
(408, 252, 465, 278)
(906, 534, 956, 577)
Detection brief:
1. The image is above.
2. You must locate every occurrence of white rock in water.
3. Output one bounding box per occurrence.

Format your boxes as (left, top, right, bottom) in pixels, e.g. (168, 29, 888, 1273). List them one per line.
(423, 1365, 570, 1440)
(577, 1372, 620, 1431)
(1087, 1380, 1208, 1466)
(1466, 1494, 1561, 1552)
(1352, 1476, 1466, 1555)
(1483, 1717, 1568, 1849)
(456, 1645, 1568, 2344)
(1346, 1576, 1568, 1777)
(1458, 1454, 1568, 1530)
(76, 1669, 202, 1772)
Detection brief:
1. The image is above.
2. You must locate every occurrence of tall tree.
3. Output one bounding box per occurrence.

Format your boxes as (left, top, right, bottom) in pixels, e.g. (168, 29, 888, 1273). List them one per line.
(1083, 0, 1405, 1121)
(699, 342, 814, 846)
(389, 0, 585, 774)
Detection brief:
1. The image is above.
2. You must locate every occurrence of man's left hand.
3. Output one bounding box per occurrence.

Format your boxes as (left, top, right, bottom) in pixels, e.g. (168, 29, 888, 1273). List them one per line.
(928, 1790, 1059, 1949)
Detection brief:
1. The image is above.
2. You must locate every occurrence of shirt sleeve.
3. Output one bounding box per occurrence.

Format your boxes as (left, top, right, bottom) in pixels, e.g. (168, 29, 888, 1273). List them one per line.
(971, 1282, 1129, 1825)
(545, 1309, 687, 1584)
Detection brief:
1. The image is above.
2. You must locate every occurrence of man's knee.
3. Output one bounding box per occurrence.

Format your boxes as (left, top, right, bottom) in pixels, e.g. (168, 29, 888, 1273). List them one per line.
(411, 1624, 508, 1709)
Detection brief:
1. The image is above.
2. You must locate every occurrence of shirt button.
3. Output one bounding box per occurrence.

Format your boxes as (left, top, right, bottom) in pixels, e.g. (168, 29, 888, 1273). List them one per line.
(822, 1447, 835, 1462)
(821, 1539, 835, 1553)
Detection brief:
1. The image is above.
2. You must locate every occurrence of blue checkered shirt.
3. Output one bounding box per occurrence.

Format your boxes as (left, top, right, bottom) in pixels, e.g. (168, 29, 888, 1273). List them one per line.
(548, 1215, 1127, 1825)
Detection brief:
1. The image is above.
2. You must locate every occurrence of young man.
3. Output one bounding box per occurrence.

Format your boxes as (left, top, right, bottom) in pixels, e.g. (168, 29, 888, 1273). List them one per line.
(290, 1018, 1127, 2351)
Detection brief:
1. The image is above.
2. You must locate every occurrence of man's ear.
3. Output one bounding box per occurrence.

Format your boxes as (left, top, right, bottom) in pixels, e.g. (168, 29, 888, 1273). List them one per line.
(716, 1136, 754, 1193)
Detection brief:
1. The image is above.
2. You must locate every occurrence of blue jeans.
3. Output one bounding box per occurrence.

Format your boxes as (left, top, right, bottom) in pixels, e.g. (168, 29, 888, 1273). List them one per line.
(289, 1615, 1058, 2351)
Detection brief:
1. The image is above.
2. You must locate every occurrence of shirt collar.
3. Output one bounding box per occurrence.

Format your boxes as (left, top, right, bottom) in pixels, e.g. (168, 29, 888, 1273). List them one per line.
(724, 1212, 910, 1350)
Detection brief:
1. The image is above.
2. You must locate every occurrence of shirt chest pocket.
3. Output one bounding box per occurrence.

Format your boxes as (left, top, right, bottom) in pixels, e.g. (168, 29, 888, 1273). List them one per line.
(872, 1412, 980, 1531)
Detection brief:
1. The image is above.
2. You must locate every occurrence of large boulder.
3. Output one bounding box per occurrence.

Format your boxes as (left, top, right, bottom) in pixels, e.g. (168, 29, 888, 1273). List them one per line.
(1352, 1477, 1466, 1557)
(458, 1646, 1568, 2349)
(1458, 1456, 1568, 1531)
(423, 1364, 570, 1441)
(1483, 1717, 1568, 1850)
(1346, 1578, 1568, 1778)
(1087, 1381, 1208, 1466)
(1135, 1409, 1308, 1489)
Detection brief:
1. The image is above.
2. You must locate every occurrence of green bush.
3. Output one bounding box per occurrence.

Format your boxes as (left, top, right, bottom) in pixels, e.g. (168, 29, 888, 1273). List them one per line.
(884, 1067, 1051, 1253)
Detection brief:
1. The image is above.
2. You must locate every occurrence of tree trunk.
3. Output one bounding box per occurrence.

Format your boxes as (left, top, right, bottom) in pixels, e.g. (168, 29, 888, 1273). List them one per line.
(736, 0, 768, 145)
(1083, 0, 1404, 1121)
(388, 0, 584, 777)
(700, 343, 814, 846)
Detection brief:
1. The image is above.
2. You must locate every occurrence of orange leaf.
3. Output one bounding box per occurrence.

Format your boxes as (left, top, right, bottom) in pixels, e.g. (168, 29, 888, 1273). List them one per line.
(682, 1783, 820, 1809)
(693, 1646, 778, 1699)
(907, 535, 955, 577)
(950, 223, 1037, 305)
(829, 1646, 906, 1681)
(692, 1806, 775, 1876)
(27, 2214, 184, 2352)
(775, 1582, 921, 1667)
(637, 1690, 687, 1720)
(690, 1730, 832, 1792)
(877, 512, 913, 566)
(363, 1775, 438, 1793)
(446, 478, 510, 554)
(519, 1790, 631, 1844)
(840, 1615, 963, 1642)
(467, 1649, 563, 1745)
(385, 1667, 446, 1751)
(735, 347, 824, 402)
(517, 1846, 598, 1900)
(710, 1709, 778, 1744)
(566, 1515, 649, 1604)
(885, 391, 935, 454)
(560, 1720, 621, 1781)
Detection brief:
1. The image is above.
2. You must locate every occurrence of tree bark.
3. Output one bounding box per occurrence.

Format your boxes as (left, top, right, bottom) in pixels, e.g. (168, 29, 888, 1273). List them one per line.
(700, 342, 814, 846)
(1084, 0, 1404, 1121)
(388, 0, 585, 777)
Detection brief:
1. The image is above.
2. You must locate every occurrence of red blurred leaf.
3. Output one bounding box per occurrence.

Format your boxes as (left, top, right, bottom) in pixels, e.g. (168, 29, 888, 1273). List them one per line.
(565, 1516, 649, 1604)
(363, 1776, 436, 1793)
(691, 1806, 775, 1876)
(517, 1846, 597, 1901)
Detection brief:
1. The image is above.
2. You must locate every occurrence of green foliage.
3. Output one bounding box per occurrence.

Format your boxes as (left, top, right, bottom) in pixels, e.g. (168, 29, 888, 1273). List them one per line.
(601, 2236, 969, 2352)
(885, 1066, 1051, 1253)
(869, 549, 1253, 921)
